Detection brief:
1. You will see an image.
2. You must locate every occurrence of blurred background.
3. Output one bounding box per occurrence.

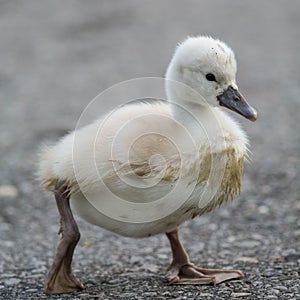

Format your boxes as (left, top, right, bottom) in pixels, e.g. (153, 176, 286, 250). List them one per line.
(0, 1, 299, 299)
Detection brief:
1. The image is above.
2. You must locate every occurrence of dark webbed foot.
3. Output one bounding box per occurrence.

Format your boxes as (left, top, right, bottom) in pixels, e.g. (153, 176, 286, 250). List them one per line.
(168, 263, 243, 285)
(45, 180, 84, 294)
(166, 228, 243, 285)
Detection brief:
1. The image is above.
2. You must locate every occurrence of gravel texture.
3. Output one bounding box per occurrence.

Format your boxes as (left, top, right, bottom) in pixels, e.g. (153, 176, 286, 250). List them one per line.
(0, 1, 299, 299)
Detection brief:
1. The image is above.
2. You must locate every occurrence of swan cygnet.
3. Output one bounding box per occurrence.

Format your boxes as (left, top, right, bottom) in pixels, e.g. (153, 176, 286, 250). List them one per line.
(38, 36, 257, 293)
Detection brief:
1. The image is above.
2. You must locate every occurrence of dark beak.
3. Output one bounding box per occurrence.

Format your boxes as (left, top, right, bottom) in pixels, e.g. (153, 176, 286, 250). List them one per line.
(217, 86, 257, 122)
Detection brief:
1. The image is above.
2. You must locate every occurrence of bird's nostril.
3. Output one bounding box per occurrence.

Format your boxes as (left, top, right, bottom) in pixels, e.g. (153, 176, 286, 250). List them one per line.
(234, 96, 240, 102)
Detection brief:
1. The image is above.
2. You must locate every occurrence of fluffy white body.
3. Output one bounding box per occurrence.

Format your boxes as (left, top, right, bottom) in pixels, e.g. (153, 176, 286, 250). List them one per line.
(38, 36, 251, 238)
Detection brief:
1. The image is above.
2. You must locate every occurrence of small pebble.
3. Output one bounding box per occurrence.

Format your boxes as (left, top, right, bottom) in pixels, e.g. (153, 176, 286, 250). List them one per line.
(0, 184, 18, 198)
(238, 240, 260, 248)
(120, 292, 137, 298)
(274, 285, 288, 291)
(4, 278, 21, 286)
(231, 292, 252, 298)
(234, 256, 259, 263)
(107, 278, 128, 285)
(26, 288, 38, 292)
(258, 205, 269, 214)
(252, 281, 263, 286)
(143, 263, 159, 273)
(199, 293, 214, 297)
(144, 292, 157, 297)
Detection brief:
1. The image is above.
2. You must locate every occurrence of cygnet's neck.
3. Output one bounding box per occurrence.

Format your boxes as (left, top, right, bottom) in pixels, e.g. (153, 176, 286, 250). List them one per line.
(165, 78, 212, 118)
(166, 82, 216, 146)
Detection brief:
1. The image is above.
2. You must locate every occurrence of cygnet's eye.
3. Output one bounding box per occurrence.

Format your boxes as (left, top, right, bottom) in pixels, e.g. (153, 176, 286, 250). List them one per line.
(205, 73, 216, 82)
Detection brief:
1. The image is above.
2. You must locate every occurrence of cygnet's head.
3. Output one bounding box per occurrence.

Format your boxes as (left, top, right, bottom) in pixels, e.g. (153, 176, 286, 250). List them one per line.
(165, 36, 257, 121)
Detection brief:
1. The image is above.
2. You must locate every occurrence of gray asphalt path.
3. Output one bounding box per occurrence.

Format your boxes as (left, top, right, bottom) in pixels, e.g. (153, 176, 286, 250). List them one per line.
(0, 1, 299, 299)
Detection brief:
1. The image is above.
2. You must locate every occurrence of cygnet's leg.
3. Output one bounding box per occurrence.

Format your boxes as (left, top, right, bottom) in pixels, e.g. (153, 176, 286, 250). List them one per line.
(45, 180, 84, 294)
(166, 228, 243, 285)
